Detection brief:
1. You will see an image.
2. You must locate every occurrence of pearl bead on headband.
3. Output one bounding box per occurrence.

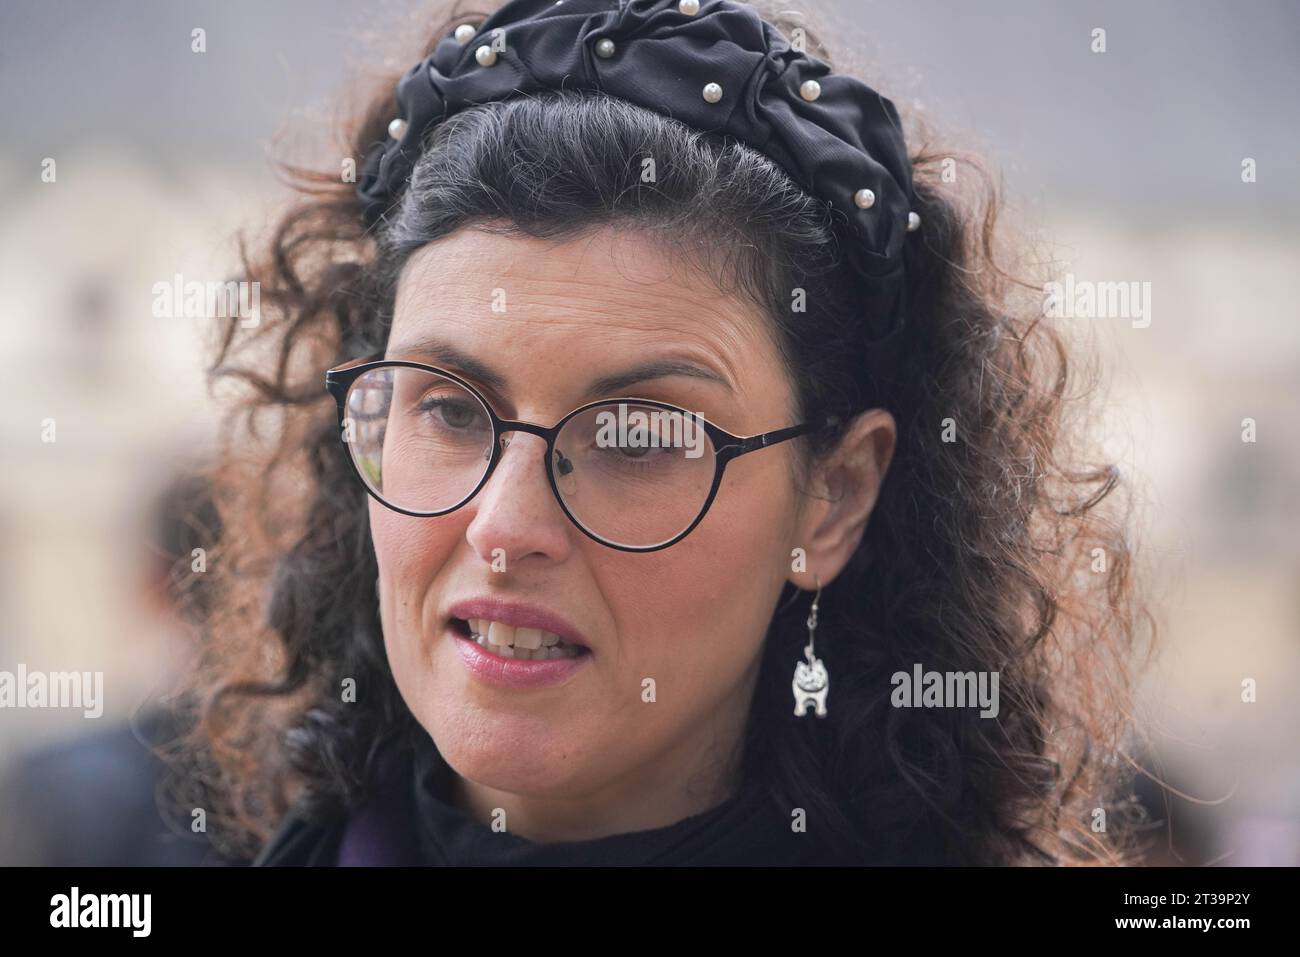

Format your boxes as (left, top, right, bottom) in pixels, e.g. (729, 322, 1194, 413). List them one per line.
(357, 0, 922, 339)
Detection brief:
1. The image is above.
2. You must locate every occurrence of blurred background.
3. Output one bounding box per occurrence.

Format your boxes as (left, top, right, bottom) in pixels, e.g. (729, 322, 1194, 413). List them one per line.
(0, 0, 1296, 865)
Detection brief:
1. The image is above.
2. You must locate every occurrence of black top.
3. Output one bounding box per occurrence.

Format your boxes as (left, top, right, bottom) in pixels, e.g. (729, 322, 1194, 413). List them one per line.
(254, 723, 850, 866)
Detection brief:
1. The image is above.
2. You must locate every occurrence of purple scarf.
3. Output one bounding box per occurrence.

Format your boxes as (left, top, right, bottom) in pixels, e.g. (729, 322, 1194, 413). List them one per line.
(334, 734, 422, 866)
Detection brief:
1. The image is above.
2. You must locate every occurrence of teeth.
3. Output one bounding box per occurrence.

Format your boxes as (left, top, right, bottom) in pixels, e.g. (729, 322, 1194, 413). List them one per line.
(516, 627, 545, 649)
(486, 621, 514, 647)
(465, 618, 582, 659)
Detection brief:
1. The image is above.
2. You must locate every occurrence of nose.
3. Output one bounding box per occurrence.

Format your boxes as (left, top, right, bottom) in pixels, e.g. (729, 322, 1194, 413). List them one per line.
(463, 429, 575, 568)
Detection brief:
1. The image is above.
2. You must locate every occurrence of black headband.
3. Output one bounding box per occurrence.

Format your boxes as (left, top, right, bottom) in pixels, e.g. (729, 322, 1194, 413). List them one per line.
(358, 0, 920, 337)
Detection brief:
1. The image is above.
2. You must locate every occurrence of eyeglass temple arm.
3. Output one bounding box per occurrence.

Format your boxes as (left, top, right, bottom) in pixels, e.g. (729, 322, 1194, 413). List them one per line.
(726, 414, 842, 458)
(325, 352, 386, 400)
(327, 352, 384, 376)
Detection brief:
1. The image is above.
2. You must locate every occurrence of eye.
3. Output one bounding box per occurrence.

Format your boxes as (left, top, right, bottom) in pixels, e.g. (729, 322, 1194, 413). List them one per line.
(614, 429, 658, 458)
(417, 395, 486, 430)
(438, 399, 477, 428)
(598, 429, 675, 467)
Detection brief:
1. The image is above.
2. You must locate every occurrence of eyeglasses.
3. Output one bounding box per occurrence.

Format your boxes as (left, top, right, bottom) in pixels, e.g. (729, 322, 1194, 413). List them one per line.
(325, 354, 837, 552)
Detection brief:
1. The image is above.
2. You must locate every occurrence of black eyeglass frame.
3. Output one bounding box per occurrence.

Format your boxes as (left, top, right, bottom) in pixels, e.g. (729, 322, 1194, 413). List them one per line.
(325, 354, 839, 552)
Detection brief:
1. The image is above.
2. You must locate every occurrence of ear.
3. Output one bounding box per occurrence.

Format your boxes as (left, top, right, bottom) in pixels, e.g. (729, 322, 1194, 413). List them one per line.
(789, 407, 896, 589)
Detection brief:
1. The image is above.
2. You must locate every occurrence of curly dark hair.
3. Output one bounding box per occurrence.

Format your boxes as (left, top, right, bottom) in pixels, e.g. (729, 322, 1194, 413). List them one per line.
(168, 0, 1157, 865)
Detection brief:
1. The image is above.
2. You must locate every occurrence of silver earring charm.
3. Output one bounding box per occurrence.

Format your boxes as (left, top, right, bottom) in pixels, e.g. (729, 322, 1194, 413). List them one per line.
(792, 575, 828, 718)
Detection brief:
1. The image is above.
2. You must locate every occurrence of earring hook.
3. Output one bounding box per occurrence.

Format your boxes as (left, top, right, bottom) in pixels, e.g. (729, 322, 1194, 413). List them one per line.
(805, 573, 821, 658)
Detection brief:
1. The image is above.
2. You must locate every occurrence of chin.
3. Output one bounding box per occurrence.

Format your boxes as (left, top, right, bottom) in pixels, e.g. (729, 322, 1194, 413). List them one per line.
(425, 697, 596, 789)
(436, 732, 594, 796)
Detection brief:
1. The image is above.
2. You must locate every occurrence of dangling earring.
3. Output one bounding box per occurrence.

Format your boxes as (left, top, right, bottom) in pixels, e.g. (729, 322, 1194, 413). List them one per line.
(792, 574, 829, 718)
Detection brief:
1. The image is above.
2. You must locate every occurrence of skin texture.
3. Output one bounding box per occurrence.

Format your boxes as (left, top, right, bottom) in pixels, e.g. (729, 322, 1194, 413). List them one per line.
(373, 223, 895, 842)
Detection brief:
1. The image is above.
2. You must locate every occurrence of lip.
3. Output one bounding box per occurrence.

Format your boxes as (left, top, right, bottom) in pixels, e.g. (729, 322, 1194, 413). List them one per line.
(449, 623, 592, 689)
(446, 597, 590, 649)
(445, 596, 593, 690)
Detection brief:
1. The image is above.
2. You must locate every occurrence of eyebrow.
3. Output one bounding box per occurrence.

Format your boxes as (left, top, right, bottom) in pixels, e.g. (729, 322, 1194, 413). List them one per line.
(385, 336, 734, 401)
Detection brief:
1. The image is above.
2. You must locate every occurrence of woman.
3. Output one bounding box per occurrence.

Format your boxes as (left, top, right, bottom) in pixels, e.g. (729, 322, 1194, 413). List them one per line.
(175, 0, 1155, 866)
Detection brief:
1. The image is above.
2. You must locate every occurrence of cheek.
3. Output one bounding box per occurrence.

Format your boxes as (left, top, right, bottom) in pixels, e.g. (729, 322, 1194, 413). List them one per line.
(609, 458, 796, 683)
(370, 500, 460, 661)
(370, 499, 458, 581)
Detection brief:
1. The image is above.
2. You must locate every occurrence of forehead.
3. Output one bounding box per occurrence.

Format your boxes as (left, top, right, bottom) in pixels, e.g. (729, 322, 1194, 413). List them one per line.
(389, 225, 785, 389)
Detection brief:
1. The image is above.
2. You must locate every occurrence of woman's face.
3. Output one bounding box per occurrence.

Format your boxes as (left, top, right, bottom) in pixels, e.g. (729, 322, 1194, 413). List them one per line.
(373, 224, 817, 822)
